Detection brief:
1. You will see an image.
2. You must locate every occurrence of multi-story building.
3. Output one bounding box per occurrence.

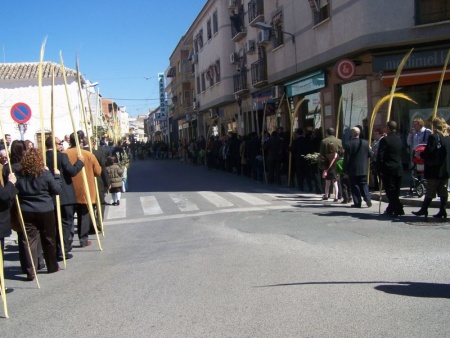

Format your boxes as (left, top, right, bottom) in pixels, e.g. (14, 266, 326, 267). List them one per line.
(166, 29, 195, 146)
(167, 0, 450, 157)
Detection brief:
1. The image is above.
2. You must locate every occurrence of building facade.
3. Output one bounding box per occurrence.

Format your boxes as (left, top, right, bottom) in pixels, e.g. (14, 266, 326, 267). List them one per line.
(166, 0, 449, 161)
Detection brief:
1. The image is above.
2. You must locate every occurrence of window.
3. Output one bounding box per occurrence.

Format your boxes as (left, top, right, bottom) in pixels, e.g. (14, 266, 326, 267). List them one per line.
(207, 68, 214, 87)
(184, 90, 191, 107)
(215, 60, 221, 83)
(201, 72, 206, 92)
(310, 0, 330, 25)
(196, 76, 200, 94)
(207, 19, 212, 40)
(213, 11, 218, 34)
(272, 12, 284, 48)
(415, 0, 450, 25)
(198, 29, 204, 49)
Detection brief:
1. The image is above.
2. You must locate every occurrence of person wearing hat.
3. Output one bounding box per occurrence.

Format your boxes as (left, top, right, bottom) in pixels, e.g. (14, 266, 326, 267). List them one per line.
(343, 126, 373, 208)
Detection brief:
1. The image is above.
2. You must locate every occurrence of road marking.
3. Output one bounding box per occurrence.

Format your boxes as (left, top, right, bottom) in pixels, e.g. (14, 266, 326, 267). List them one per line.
(140, 196, 163, 215)
(169, 193, 199, 212)
(228, 192, 269, 205)
(104, 204, 295, 226)
(198, 191, 234, 207)
(106, 198, 127, 219)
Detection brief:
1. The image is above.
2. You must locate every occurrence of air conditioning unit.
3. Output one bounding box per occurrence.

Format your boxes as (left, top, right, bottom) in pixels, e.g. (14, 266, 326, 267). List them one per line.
(209, 109, 215, 118)
(193, 100, 200, 109)
(230, 52, 238, 64)
(245, 40, 256, 54)
(271, 85, 284, 99)
(192, 53, 198, 63)
(228, 0, 236, 9)
(258, 30, 271, 45)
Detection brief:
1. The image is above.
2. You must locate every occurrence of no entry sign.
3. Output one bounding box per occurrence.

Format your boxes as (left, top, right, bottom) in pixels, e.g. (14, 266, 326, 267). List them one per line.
(10, 102, 32, 124)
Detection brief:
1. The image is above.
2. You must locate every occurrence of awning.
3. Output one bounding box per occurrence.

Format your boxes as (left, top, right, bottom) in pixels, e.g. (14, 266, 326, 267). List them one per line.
(382, 68, 450, 86)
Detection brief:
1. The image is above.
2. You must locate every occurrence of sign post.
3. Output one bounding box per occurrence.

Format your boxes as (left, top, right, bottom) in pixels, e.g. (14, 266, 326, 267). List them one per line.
(10, 102, 32, 141)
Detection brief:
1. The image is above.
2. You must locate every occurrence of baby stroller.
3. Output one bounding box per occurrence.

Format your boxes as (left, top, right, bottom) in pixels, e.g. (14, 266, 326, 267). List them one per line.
(411, 143, 427, 197)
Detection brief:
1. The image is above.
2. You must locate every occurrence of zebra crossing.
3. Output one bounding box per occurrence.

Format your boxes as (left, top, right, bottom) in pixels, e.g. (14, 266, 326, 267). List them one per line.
(103, 190, 314, 222)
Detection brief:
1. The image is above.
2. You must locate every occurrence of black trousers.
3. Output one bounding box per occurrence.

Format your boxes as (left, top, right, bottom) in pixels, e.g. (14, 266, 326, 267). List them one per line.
(22, 211, 59, 276)
(381, 173, 403, 213)
(75, 204, 90, 246)
(55, 204, 76, 257)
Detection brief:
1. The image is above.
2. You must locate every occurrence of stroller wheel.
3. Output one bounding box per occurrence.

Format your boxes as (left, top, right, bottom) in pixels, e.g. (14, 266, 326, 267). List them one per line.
(416, 183, 425, 198)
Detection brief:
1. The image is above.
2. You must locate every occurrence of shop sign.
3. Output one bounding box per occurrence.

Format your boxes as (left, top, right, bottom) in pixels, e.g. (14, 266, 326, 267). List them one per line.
(335, 59, 355, 80)
(373, 48, 450, 72)
(252, 89, 273, 110)
(285, 70, 325, 97)
(156, 73, 166, 121)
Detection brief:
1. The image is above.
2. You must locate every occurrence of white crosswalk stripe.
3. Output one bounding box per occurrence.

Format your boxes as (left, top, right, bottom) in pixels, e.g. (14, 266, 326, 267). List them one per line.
(198, 191, 234, 208)
(169, 193, 199, 212)
(228, 192, 270, 205)
(104, 191, 298, 221)
(140, 196, 163, 215)
(105, 198, 127, 219)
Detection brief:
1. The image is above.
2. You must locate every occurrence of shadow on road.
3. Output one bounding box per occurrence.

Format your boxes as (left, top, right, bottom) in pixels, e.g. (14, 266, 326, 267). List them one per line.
(255, 281, 450, 299)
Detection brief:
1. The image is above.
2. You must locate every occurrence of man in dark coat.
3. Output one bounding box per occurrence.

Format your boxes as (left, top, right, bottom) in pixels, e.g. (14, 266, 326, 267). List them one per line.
(45, 136, 84, 260)
(264, 131, 283, 184)
(291, 128, 312, 192)
(376, 121, 404, 216)
(343, 126, 373, 208)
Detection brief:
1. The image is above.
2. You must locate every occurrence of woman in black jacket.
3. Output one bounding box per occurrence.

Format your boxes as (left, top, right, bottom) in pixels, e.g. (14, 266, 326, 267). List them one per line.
(15, 148, 62, 280)
(412, 117, 450, 218)
(0, 168, 18, 255)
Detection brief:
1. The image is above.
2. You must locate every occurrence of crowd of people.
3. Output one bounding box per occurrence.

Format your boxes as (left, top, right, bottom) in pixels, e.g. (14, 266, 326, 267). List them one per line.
(0, 131, 129, 282)
(174, 117, 450, 218)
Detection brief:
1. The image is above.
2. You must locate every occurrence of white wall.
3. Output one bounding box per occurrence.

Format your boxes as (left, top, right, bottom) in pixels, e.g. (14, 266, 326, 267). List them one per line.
(0, 77, 90, 145)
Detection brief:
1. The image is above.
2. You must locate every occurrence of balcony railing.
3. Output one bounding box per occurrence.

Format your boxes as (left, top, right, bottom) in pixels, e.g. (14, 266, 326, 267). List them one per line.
(248, 0, 264, 26)
(233, 68, 249, 94)
(230, 6, 247, 41)
(251, 59, 267, 87)
(415, 0, 450, 25)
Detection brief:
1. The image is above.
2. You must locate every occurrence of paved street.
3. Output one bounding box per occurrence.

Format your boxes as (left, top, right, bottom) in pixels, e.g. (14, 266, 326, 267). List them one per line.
(2, 158, 450, 337)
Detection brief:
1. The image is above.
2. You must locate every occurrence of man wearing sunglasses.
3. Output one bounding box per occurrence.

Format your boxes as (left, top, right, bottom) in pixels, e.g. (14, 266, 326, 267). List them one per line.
(45, 136, 85, 261)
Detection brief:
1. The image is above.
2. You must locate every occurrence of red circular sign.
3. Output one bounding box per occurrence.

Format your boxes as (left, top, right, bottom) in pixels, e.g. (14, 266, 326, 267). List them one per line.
(10, 102, 32, 124)
(335, 59, 356, 80)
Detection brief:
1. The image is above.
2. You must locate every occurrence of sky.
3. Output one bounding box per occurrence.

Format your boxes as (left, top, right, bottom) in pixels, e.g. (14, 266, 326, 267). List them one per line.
(0, 0, 207, 117)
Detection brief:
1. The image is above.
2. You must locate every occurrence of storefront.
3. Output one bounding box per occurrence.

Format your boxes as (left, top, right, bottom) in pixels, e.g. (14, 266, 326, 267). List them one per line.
(251, 89, 274, 135)
(285, 70, 326, 134)
(374, 47, 450, 145)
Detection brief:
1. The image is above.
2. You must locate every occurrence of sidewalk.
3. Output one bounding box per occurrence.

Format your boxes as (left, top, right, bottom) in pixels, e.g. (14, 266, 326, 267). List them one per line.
(370, 187, 434, 208)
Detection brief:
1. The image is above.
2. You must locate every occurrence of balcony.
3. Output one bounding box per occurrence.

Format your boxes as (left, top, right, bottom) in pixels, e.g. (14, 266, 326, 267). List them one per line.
(233, 68, 249, 95)
(415, 0, 450, 25)
(248, 0, 264, 26)
(230, 8, 247, 42)
(251, 59, 267, 88)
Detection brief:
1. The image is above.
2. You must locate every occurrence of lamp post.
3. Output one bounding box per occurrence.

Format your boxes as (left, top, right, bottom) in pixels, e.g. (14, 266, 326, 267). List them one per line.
(254, 22, 297, 74)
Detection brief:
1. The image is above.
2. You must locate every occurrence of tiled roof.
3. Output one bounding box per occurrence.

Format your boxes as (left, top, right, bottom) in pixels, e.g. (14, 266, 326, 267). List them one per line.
(0, 62, 79, 80)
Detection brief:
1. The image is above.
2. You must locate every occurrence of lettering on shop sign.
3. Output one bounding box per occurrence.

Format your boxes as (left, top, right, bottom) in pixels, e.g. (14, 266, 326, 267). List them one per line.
(373, 49, 450, 72)
(156, 73, 166, 121)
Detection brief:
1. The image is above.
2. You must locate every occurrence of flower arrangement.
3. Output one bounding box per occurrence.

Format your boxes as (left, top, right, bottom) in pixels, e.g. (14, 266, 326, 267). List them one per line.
(303, 152, 320, 164)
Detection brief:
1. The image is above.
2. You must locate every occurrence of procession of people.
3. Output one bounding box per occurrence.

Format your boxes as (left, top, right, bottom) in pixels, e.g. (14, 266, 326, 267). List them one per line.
(0, 132, 128, 289)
